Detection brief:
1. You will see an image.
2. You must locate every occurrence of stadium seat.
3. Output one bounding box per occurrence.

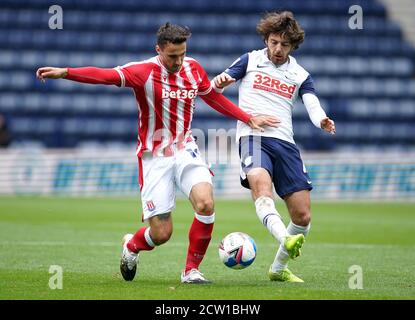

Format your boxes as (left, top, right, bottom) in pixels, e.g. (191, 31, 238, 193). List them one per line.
(0, 0, 414, 150)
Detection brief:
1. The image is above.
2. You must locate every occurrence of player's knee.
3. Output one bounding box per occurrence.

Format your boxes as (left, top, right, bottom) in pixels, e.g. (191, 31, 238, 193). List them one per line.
(151, 229, 172, 245)
(194, 198, 214, 215)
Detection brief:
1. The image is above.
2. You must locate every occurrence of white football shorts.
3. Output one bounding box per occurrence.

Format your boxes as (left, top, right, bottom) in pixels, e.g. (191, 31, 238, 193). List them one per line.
(137, 140, 213, 221)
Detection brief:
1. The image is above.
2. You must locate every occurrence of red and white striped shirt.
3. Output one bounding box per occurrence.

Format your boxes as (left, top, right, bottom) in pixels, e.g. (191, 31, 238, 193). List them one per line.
(113, 56, 214, 157)
(65, 56, 252, 157)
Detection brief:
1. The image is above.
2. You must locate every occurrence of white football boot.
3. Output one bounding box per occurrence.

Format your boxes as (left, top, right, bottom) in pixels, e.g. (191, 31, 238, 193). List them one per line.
(120, 234, 139, 281)
(181, 268, 211, 284)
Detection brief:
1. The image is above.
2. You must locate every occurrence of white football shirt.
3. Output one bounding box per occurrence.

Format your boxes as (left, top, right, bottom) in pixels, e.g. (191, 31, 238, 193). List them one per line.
(221, 48, 324, 144)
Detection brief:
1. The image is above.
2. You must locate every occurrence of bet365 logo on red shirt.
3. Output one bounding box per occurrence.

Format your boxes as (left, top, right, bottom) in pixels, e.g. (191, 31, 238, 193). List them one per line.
(162, 88, 198, 99)
(253, 74, 296, 99)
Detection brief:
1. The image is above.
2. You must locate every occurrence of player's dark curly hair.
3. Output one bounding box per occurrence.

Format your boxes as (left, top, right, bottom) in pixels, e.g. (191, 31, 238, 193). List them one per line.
(156, 22, 192, 48)
(256, 11, 305, 50)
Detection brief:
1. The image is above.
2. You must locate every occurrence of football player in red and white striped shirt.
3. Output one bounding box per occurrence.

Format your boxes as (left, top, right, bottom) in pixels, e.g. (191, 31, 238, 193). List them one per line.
(36, 23, 279, 284)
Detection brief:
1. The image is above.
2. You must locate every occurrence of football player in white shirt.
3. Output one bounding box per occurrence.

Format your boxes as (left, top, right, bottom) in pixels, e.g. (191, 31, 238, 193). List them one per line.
(213, 11, 336, 282)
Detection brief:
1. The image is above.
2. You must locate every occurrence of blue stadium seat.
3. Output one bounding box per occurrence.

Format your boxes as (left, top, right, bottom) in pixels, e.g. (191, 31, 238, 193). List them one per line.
(1, 0, 414, 149)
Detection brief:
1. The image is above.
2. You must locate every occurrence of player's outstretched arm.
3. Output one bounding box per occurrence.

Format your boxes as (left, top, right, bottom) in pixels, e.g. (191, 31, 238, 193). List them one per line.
(36, 66, 121, 86)
(200, 89, 280, 132)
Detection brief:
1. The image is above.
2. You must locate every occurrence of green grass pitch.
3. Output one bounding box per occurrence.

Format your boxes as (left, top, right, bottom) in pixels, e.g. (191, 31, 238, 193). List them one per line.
(0, 196, 414, 300)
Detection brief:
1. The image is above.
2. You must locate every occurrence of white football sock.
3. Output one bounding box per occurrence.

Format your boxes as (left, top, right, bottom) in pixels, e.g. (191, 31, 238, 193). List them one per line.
(255, 196, 288, 245)
(271, 221, 311, 272)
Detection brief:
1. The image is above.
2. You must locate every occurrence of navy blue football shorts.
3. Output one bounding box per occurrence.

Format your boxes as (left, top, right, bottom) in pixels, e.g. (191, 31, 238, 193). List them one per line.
(239, 135, 313, 198)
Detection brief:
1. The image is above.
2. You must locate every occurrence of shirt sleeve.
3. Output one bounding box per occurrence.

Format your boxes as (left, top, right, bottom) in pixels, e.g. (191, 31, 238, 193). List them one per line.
(224, 53, 249, 81)
(65, 67, 121, 86)
(299, 75, 316, 97)
(195, 61, 213, 96)
(303, 93, 327, 129)
(200, 89, 251, 123)
(114, 62, 153, 88)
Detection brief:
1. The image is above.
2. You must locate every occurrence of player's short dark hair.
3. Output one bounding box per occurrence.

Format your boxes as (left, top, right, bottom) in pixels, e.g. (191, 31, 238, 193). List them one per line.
(156, 23, 192, 48)
(256, 11, 305, 50)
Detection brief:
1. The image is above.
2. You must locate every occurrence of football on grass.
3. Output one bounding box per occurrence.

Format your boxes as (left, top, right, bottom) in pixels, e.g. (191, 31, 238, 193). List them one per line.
(218, 232, 257, 269)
